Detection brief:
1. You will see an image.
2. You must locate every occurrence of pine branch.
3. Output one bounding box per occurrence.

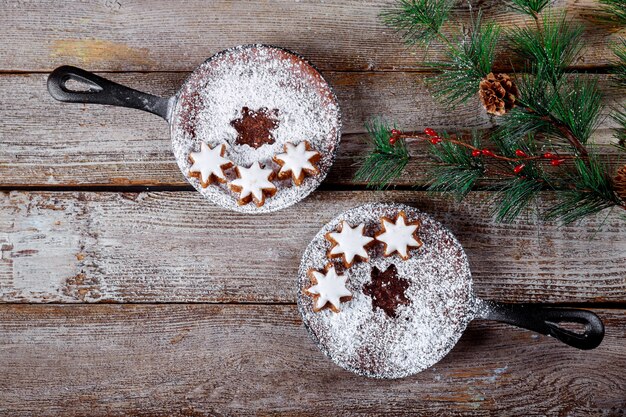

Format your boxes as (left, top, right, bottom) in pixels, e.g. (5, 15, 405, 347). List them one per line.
(507, 13, 583, 85)
(491, 177, 545, 222)
(426, 131, 485, 198)
(354, 118, 410, 189)
(427, 12, 501, 106)
(381, 0, 455, 46)
(613, 38, 626, 88)
(613, 106, 626, 149)
(551, 76, 603, 145)
(600, 0, 626, 25)
(546, 155, 623, 224)
(507, 0, 551, 16)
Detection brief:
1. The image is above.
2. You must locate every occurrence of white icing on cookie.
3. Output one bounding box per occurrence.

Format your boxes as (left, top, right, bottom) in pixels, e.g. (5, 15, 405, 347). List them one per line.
(306, 266, 352, 312)
(326, 221, 374, 266)
(375, 212, 422, 259)
(229, 162, 277, 205)
(273, 141, 320, 185)
(188, 142, 232, 186)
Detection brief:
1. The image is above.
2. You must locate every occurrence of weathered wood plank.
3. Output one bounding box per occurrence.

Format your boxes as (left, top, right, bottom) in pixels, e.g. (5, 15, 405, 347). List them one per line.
(1, 0, 622, 72)
(1, 190, 625, 304)
(0, 72, 623, 187)
(0, 304, 623, 416)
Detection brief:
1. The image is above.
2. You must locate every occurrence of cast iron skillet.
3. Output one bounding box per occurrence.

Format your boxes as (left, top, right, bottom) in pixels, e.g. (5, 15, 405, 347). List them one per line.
(297, 203, 604, 379)
(47, 45, 341, 213)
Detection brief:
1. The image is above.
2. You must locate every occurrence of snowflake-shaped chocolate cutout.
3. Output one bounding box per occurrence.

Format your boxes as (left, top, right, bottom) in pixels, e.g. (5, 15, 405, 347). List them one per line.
(363, 264, 411, 318)
(230, 106, 279, 149)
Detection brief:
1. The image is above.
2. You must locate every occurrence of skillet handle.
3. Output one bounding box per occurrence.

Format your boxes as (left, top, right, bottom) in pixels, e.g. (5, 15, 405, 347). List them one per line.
(47, 65, 171, 120)
(481, 301, 604, 350)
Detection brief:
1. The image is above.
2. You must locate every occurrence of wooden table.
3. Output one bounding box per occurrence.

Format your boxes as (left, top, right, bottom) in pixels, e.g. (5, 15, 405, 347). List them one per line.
(1, 1, 625, 415)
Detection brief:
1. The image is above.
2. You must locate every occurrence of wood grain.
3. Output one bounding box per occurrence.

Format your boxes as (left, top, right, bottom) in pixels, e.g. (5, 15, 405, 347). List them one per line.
(1, 190, 625, 304)
(1, 72, 623, 188)
(1, 0, 622, 72)
(0, 304, 623, 416)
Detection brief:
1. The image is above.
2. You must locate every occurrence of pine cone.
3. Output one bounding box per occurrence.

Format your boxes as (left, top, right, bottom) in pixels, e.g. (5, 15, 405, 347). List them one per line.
(614, 164, 626, 202)
(479, 73, 519, 116)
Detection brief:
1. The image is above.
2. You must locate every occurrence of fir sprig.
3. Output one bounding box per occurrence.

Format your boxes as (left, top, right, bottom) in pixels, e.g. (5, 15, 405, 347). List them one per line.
(354, 119, 409, 188)
(613, 38, 626, 88)
(381, 0, 455, 46)
(599, 0, 626, 25)
(355, 1, 626, 224)
(613, 106, 626, 148)
(507, 13, 584, 84)
(546, 156, 622, 223)
(507, 0, 551, 16)
(427, 13, 501, 105)
(426, 131, 485, 197)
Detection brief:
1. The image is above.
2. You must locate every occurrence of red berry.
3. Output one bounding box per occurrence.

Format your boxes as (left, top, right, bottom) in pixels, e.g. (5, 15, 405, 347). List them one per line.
(515, 149, 528, 158)
(390, 129, 401, 136)
(471, 150, 481, 157)
(389, 136, 397, 145)
(481, 149, 495, 157)
(424, 128, 437, 137)
(513, 164, 525, 174)
(543, 152, 556, 159)
(430, 137, 442, 144)
(551, 159, 566, 167)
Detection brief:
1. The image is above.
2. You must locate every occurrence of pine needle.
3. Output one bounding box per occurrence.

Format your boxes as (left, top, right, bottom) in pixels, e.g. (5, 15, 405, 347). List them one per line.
(551, 76, 603, 144)
(507, 0, 551, 15)
(600, 0, 626, 25)
(612, 38, 626, 88)
(426, 133, 485, 198)
(507, 12, 583, 85)
(546, 155, 621, 224)
(354, 118, 410, 189)
(492, 177, 544, 222)
(427, 12, 501, 106)
(612, 105, 626, 149)
(381, 0, 455, 46)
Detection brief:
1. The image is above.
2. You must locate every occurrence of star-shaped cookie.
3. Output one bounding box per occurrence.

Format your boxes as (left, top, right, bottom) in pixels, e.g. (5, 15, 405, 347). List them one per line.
(228, 162, 277, 207)
(375, 211, 423, 260)
(325, 221, 375, 268)
(273, 141, 321, 186)
(188, 142, 233, 187)
(305, 264, 352, 313)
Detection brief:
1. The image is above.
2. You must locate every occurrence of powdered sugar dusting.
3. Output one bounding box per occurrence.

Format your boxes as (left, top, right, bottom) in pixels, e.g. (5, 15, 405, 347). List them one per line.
(170, 45, 341, 213)
(297, 203, 477, 379)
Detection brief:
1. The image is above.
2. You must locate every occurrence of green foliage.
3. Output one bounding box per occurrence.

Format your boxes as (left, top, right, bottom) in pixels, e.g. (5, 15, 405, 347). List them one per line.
(426, 132, 485, 197)
(613, 38, 626, 88)
(381, 0, 455, 46)
(546, 156, 621, 224)
(551, 77, 603, 144)
(613, 106, 626, 148)
(427, 13, 501, 105)
(492, 177, 545, 222)
(354, 0, 626, 224)
(507, 13, 583, 84)
(507, 0, 551, 16)
(600, 0, 626, 25)
(495, 75, 602, 149)
(354, 118, 410, 189)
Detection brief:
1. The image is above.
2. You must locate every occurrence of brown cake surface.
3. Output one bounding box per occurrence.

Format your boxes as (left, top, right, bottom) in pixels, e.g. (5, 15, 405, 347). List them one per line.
(297, 203, 475, 379)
